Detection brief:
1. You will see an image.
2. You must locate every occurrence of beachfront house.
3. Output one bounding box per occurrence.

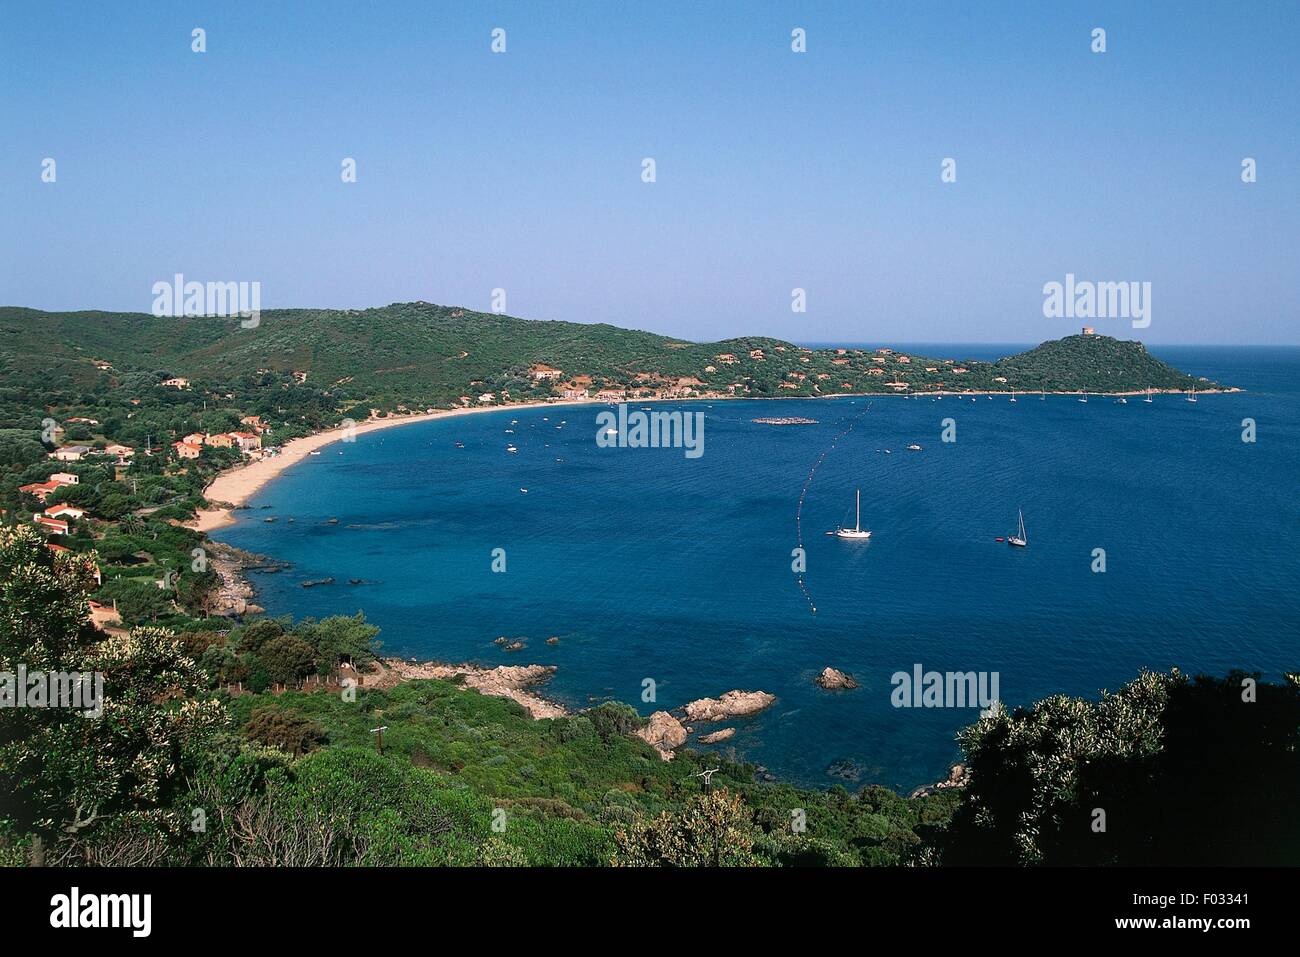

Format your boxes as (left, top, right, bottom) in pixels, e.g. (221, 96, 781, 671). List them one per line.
(228, 431, 262, 452)
(173, 441, 203, 460)
(204, 433, 234, 448)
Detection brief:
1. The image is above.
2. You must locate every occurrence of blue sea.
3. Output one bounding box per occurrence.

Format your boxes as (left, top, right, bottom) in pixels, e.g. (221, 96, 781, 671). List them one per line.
(214, 345, 1300, 792)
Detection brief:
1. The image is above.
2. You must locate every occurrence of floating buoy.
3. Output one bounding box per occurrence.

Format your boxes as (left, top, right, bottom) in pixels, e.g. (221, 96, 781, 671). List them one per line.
(995, 537, 1005, 542)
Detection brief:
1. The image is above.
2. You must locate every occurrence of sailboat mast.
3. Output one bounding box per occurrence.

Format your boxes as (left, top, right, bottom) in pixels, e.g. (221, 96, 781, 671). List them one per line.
(855, 489, 861, 531)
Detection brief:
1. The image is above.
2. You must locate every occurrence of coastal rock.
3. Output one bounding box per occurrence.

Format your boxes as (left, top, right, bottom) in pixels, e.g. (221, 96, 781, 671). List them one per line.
(697, 727, 735, 744)
(368, 659, 567, 720)
(815, 667, 860, 690)
(909, 763, 971, 798)
(682, 690, 775, 723)
(636, 711, 688, 760)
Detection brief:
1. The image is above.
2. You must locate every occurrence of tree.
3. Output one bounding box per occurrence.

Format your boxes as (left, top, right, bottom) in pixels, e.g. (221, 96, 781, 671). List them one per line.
(613, 789, 762, 867)
(258, 634, 316, 687)
(0, 525, 225, 839)
(242, 707, 325, 756)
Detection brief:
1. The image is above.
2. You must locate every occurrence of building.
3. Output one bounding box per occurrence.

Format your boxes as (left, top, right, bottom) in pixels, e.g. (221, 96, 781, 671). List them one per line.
(561, 388, 588, 400)
(49, 446, 91, 462)
(477, 393, 495, 404)
(172, 440, 202, 460)
(204, 433, 234, 448)
(530, 364, 564, 381)
(45, 505, 86, 520)
(19, 482, 60, 502)
(34, 516, 69, 536)
(228, 431, 262, 452)
(182, 432, 206, 445)
(240, 415, 270, 434)
(49, 472, 79, 486)
(103, 443, 134, 458)
(1082, 326, 1096, 335)
(160, 377, 189, 389)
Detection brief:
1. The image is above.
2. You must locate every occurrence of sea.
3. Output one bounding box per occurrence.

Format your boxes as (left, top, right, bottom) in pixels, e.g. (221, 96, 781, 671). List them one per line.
(213, 344, 1300, 792)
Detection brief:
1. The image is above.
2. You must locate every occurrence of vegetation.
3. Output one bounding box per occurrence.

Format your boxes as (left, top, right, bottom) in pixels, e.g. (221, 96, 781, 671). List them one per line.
(4, 301, 1282, 869)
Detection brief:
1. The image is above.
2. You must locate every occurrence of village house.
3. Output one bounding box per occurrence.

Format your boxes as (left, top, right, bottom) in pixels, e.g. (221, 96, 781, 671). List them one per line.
(49, 446, 91, 462)
(562, 388, 588, 400)
(477, 393, 496, 404)
(182, 432, 206, 445)
(160, 377, 189, 389)
(102, 443, 134, 458)
(172, 441, 202, 460)
(49, 472, 79, 486)
(530, 364, 564, 381)
(228, 431, 262, 452)
(897, 355, 911, 364)
(45, 504, 86, 520)
(868, 367, 886, 375)
(34, 515, 69, 536)
(19, 482, 59, 502)
(66, 416, 100, 425)
(204, 433, 235, 448)
(953, 367, 969, 374)
(292, 370, 308, 383)
(240, 415, 270, 434)
(749, 349, 765, 360)
(714, 353, 738, 364)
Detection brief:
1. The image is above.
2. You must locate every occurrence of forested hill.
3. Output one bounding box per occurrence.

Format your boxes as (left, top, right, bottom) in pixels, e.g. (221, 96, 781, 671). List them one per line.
(0, 302, 1221, 411)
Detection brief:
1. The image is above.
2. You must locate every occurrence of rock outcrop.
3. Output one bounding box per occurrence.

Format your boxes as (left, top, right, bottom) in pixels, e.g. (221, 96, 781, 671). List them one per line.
(909, 763, 971, 798)
(366, 659, 567, 719)
(697, 727, 735, 744)
(636, 711, 688, 760)
(682, 690, 775, 722)
(815, 667, 859, 690)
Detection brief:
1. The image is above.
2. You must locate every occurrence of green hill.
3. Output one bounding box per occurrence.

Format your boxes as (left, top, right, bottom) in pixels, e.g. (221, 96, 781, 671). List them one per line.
(0, 303, 1220, 413)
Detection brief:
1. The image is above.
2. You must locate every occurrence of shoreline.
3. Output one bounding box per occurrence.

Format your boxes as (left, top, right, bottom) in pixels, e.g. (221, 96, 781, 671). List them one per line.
(188, 398, 605, 532)
(188, 386, 1238, 533)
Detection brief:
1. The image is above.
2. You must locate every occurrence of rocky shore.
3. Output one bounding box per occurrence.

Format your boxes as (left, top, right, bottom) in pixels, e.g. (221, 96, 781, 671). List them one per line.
(364, 658, 568, 719)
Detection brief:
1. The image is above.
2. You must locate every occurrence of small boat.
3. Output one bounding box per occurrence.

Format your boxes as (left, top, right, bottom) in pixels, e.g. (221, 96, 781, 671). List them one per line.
(1009, 393, 1018, 403)
(907, 444, 922, 451)
(455, 441, 465, 448)
(1078, 396, 1088, 403)
(520, 488, 528, 494)
(1186, 387, 1198, 403)
(506, 445, 518, 454)
(505, 429, 514, 433)
(1115, 397, 1127, 404)
(834, 490, 872, 540)
(309, 450, 322, 456)
(1143, 389, 1154, 404)
(1007, 508, 1027, 547)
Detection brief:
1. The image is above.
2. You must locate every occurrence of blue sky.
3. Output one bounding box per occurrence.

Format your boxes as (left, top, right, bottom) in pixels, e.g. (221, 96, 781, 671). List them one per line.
(2, 1, 1297, 344)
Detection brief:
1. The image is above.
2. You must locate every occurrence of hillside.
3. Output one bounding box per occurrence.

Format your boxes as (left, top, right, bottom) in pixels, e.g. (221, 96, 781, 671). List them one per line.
(0, 304, 1221, 414)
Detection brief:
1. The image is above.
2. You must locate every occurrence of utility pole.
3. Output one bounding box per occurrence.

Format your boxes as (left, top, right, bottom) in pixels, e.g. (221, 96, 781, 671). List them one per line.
(370, 725, 388, 754)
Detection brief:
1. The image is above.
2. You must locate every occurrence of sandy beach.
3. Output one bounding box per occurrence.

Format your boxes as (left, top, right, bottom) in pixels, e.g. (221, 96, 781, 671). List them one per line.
(188, 399, 602, 532)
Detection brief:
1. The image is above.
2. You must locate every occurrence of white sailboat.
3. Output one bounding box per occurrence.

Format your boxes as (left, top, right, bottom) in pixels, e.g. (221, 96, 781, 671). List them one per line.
(1007, 508, 1027, 547)
(835, 490, 872, 540)
(1143, 388, 1154, 403)
(1185, 386, 1198, 403)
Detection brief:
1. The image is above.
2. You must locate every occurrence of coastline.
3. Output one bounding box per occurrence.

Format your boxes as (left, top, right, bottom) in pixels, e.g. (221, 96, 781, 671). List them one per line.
(188, 386, 1236, 534)
(188, 398, 604, 532)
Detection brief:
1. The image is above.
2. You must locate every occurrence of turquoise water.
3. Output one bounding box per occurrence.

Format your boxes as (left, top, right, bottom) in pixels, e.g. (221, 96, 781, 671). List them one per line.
(215, 346, 1300, 791)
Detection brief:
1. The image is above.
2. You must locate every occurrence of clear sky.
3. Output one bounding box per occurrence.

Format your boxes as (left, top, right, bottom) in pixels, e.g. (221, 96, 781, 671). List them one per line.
(2, 1, 1297, 344)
